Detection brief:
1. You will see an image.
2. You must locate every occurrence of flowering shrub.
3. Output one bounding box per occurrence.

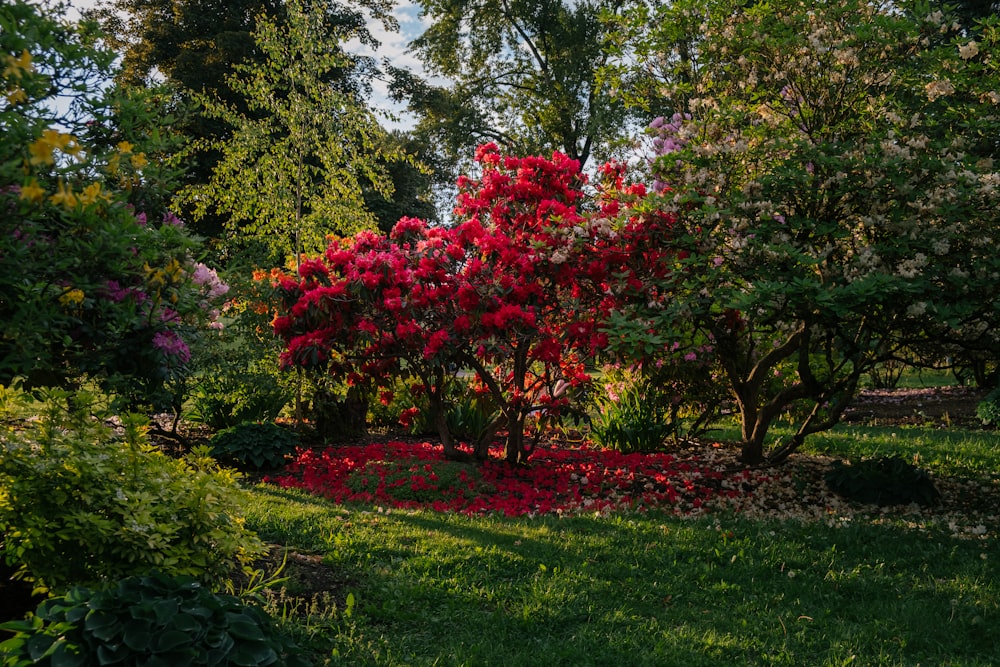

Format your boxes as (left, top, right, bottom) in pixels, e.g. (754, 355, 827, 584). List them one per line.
(0, 1, 226, 408)
(265, 440, 765, 517)
(606, 0, 1000, 463)
(272, 144, 678, 464)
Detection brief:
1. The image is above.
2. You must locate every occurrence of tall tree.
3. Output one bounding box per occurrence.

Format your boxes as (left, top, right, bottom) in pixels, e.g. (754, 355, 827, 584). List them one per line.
(89, 0, 395, 240)
(391, 0, 638, 174)
(177, 0, 402, 263)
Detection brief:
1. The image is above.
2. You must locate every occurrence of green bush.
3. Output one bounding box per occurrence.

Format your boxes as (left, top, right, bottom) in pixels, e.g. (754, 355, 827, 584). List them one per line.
(445, 389, 499, 442)
(0, 571, 310, 666)
(590, 368, 676, 453)
(210, 422, 299, 471)
(0, 392, 266, 593)
(975, 385, 1000, 427)
(188, 366, 290, 431)
(187, 275, 292, 430)
(1, 0, 227, 411)
(824, 456, 941, 507)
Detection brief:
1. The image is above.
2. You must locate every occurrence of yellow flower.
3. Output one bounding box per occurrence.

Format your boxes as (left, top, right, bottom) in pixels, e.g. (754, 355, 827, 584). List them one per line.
(28, 129, 75, 166)
(105, 152, 121, 174)
(19, 179, 45, 203)
(5, 86, 27, 105)
(145, 262, 167, 289)
(77, 181, 106, 206)
(3, 50, 33, 78)
(49, 180, 77, 208)
(28, 137, 56, 166)
(130, 152, 148, 170)
(116, 141, 134, 154)
(58, 289, 85, 306)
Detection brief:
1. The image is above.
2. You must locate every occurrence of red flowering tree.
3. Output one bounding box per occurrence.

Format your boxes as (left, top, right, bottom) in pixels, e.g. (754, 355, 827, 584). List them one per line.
(272, 144, 671, 464)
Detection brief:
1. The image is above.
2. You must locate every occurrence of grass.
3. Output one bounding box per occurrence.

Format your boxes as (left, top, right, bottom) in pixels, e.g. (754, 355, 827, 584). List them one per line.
(241, 414, 1000, 666)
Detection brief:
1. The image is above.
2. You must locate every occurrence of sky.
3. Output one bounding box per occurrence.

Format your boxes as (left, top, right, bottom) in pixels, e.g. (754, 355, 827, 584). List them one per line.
(65, 0, 433, 130)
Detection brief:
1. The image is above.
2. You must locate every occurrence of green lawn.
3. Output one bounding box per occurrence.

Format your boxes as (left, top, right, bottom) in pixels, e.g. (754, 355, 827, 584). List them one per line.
(242, 418, 1000, 666)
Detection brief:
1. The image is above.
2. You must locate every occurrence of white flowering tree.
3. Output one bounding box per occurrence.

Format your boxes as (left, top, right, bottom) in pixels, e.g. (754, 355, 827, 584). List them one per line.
(611, 0, 1000, 463)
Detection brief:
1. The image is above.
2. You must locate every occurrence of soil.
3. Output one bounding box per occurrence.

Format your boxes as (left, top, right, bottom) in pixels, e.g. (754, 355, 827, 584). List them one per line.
(2, 386, 995, 625)
(841, 385, 986, 428)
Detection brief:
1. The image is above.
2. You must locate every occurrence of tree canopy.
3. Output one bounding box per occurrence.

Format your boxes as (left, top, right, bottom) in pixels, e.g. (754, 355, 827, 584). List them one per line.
(89, 0, 400, 241)
(391, 0, 639, 177)
(605, 0, 1000, 463)
(176, 0, 404, 263)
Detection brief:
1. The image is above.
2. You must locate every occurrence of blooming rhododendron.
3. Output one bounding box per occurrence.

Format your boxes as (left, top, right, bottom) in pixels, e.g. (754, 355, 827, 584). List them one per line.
(270, 144, 681, 464)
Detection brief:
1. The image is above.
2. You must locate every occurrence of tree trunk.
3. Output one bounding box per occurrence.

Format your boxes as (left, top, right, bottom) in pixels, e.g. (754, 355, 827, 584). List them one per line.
(504, 415, 529, 465)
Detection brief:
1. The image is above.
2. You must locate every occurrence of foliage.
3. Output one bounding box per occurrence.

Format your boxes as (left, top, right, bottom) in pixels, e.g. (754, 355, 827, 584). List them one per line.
(825, 456, 942, 507)
(604, 0, 1000, 463)
(186, 272, 291, 430)
(0, 390, 265, 593)
(590, 356, 727, 453)
(444, 384, 500, 443)
(361, 130, 442, 233)
(177, 0, 404, 262)
(210, 422, 300, 471)
(976, 385, 1000, 426)
(187, 363, 289, 431)
(366, 376, 433, 434)
(0, 571, 309, 667)
(395, 0, 637, 175)
(590, 367, 677, 453)
(1, 0, 226, 409)
(89, 0, 396, 242)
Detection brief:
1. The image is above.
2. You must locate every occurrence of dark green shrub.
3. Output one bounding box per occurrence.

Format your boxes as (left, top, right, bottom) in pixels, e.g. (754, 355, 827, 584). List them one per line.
(187, 276, 292, 430)
(188, 369, 290, 431)
(824, 456, 941, 507)
(975, 385, 1000, 427)
(210, 422, 299, 470)
(0, 392, 266, 593)
(0, 572, 310, 666)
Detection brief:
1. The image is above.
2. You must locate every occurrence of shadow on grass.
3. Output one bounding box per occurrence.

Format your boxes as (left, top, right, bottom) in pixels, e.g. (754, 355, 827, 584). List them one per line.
(242, 485, 999, 666)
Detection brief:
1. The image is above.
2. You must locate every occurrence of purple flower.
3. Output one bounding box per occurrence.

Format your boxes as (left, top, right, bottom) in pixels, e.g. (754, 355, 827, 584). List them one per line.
(162, 211, 185, 227)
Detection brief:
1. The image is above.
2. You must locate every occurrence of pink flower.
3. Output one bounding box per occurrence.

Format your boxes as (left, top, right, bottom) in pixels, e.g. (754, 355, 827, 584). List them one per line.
(152, 330, 191, 363)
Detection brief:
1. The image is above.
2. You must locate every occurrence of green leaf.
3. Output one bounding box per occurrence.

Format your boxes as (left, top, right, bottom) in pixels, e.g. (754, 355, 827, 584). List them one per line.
(49, 643, 87, 667)
(228, 642, 278, 667)
(96, 642, 130, 665)
(225, 618, 266, 641)
(122, 623, 151, 651)
(26, 633, 56, 661)
(154, 629, 194, 653)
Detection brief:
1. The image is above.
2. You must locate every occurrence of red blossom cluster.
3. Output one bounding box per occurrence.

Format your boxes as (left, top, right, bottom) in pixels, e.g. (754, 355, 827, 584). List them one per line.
(265, 441, 766, 517)
(270, 145, 679, 464)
